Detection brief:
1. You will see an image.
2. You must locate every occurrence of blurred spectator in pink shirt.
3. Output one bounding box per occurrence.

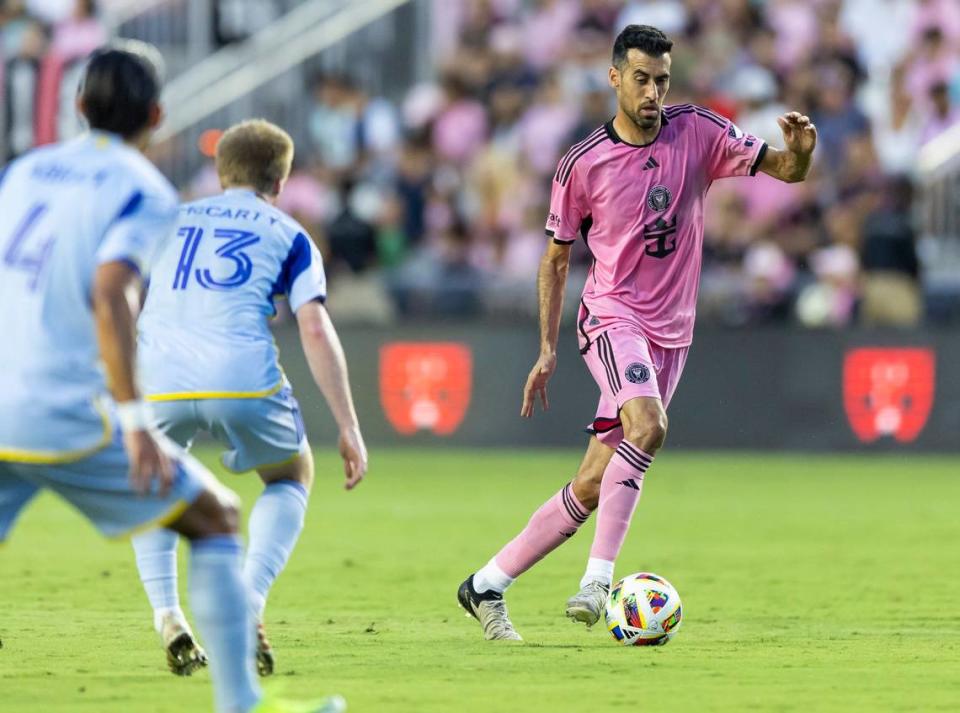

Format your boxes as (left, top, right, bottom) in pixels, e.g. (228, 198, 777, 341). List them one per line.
(50, 0, 105, 57)
(517, 72, 579, 176)
(277, 168, 335, 232)
(905, 26, 960, 115)
(521, 0, 581, 71)
(432, 72, 488, 163)
(767, 0, 819, 70)
(920, 79, 960, 145)
(910, 0, 960, 46)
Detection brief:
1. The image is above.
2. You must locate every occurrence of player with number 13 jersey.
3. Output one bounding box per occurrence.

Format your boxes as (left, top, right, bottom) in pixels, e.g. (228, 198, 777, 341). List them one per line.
(134, 120, 367, 678)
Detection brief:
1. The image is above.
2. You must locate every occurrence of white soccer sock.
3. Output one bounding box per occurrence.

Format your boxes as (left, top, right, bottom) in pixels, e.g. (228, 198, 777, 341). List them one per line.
(580, 557, 615, 589)
(243, 480, 309, 619)
(132, 527, 182, 630)
(474, 558, 516, 594)
(189, 535, 261, 713)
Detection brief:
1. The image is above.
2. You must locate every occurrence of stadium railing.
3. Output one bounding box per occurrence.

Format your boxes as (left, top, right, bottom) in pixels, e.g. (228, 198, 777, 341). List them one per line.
(104, 0, 214, 79)
(151, 0, 426, 186)
(917, 119, 960, 317)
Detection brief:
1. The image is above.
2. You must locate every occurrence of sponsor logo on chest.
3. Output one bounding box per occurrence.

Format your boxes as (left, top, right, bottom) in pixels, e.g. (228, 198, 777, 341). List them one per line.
(646, 184, 672, 212)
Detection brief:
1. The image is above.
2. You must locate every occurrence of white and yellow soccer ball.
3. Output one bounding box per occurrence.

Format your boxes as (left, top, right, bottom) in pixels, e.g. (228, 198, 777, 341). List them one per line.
(604, 572, 683, 647)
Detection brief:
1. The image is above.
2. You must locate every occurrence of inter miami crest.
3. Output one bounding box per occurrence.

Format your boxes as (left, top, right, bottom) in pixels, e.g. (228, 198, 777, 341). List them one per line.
(625, 362, 651, 384)
(646, 185, 671, 212)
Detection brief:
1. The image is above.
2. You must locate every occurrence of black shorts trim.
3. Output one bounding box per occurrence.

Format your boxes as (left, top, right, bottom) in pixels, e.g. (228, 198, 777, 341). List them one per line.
(596, 332, 622, 394)
(577, 299, 592, 354)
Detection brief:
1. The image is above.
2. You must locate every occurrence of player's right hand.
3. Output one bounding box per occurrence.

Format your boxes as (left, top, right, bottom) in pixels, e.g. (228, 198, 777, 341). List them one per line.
(124, 430, 175, 496)
(338, 425, 367, 491)
(521, 353, 557, 418)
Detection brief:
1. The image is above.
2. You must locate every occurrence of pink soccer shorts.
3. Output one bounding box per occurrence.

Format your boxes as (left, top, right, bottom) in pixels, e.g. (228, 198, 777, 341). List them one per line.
(579, 317, 689, 448)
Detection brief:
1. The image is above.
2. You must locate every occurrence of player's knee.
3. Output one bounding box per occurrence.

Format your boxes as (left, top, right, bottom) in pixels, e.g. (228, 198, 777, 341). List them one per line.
(172, 487, 241, 539)
(211, 492, 241, 535)
(299, 471, 314, 493)
(197, 489, 240, 536)
(572, 471, 602, 510)
(258, 450, 314, 492)
(624, 412, 668, 452)
(295, 456, 314, 490)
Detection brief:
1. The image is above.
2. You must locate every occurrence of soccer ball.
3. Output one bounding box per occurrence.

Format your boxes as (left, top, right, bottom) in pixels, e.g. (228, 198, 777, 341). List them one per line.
(604, 572, 683, 646)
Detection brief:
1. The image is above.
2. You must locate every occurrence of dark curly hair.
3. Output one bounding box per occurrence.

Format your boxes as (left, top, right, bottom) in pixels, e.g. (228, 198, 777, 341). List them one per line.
(612, 25, 673, 67)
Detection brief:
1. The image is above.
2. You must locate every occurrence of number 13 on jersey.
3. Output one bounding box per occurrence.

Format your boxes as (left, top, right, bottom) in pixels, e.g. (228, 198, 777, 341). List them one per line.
(172, 225, 260, 290)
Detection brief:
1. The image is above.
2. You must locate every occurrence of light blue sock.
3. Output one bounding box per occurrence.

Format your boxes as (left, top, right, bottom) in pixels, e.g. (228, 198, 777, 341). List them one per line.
(132, 527, 181, 630)
(243, 480, 309, 618)
(189, 535, 261, 713)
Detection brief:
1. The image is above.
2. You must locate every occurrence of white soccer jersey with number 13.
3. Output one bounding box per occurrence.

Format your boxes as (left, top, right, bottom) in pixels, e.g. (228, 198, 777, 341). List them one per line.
(137, 188, 327, 401)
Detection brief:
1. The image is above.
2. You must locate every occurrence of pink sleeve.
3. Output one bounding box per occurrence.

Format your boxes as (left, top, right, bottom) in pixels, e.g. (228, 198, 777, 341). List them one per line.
(545, 161, 588, 243)
(703, 115, 768, 181)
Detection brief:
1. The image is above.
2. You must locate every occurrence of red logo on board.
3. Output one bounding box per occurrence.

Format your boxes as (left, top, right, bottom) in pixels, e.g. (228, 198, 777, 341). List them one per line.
(843, 348, 935, 443)
(380, 343, 472, 436)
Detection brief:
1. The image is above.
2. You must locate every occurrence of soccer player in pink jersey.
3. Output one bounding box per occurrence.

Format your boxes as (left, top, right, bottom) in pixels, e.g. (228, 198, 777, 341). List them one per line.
(458, 24, 817, 639)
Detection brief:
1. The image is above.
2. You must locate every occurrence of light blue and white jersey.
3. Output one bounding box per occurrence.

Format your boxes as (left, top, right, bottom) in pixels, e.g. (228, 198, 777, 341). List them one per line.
(138, 188, 326, 401)
(0, 132, 179, 462)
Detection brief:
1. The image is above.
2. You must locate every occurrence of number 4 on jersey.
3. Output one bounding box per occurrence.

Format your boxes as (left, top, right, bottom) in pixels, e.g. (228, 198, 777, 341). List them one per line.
(3, 202, 55, 291)
(172, 225, 260, 290)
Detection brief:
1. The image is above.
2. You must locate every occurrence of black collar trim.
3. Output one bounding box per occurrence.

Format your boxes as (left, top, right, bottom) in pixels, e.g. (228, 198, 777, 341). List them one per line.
(604, 114, 667, 148)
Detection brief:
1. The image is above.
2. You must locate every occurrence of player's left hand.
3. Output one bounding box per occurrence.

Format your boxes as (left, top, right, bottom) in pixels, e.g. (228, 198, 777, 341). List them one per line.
(777, 112, 817, 156)
(124, 429, 175, 496)
(521, 352, 557, 418)
(338, 425, 367, 491)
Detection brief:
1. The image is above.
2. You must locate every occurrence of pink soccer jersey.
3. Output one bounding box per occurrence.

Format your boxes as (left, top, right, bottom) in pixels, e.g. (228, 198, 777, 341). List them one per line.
(546, 104, 767, 348)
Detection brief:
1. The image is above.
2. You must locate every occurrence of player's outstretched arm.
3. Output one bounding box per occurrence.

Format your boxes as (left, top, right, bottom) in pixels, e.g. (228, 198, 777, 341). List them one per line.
(758, 111, 818, 183)
(521, 240, 573, 419)
(92, 261, 173, 494)
(295, 300, 367, 490)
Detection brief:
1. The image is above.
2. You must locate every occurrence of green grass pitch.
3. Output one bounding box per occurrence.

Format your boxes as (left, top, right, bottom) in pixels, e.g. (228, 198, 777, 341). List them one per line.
(2, 448, 959, 712)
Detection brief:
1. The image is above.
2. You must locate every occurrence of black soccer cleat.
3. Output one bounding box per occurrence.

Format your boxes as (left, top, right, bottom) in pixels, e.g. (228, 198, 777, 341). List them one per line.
(457, 575, 522, 641)
(158, 613, 208, 676)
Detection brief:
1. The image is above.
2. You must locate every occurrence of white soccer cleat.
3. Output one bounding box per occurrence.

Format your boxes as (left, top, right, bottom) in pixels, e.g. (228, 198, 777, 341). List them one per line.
(458, 575, 523, 641)
(565, 580, 610, 627)
(159, 613, 208, 676)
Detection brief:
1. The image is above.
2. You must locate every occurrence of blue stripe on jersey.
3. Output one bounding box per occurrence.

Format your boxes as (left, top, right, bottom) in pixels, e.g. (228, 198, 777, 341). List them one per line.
(0, 164, 9, 190)
(116, 190, 144, 219)
(272, 232, 312, 297)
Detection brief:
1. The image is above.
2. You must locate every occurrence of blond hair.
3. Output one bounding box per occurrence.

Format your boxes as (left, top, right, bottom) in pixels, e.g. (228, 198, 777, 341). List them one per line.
(215, 119, 294, 196)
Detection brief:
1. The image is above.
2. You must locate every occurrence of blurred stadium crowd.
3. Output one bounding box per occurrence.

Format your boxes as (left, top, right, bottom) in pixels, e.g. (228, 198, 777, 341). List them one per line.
(3, 0, 960, 326)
